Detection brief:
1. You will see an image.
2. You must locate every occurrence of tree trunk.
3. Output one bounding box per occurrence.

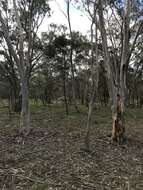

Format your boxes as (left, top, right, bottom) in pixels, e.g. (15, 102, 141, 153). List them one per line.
(85, 4, 99, 150)
(13, 0, 30, 128)
(85, 85, 96, 150)
(63, 55, 69, 115)
(98, 0, 124, 143)
(9, 90, 16, 113)
(67, 0, 79, 113)
(20, 79, 30, 128)
(63, 76, 69, 115)
(83, 80, 88, 107)
(111, 0, 131, 142)
(111, 94, 125, 143)
(9, 86, 21, 114)
(97, 0, 132, 143)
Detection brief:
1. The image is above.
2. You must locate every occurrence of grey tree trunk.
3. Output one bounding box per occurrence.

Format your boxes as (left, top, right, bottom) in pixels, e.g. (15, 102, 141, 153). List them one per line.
(0, 1, 30, 128)
(13, 0, 30, 128)
(63, 55, 69, 115)
(66, 0, 80, 113)
(85, 5, 99, 150)
(20, 79, 30, 128)
(97, 0, 140, 142)
(119, 0, 131, 109)
(97, 0, 128, 143)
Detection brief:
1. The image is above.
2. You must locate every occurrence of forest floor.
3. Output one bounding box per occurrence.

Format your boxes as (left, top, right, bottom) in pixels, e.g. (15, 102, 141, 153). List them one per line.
(0, 104, 143, 190)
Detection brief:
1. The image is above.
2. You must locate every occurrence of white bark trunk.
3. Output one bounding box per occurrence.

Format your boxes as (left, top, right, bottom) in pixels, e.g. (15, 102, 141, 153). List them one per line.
(120, 0, 131, 109)
(98, 0, 130, 142)
(13, 0, 30, 128)
(66, 0, 79, 112)
(20, 79, 30, 127)
(0, 2, 30, 128)
(85, 4, 99, 150)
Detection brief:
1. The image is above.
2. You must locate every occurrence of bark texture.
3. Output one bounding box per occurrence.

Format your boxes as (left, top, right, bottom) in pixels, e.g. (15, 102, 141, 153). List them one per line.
(0, 1, 30, 127)
(97, 0, 132, 142)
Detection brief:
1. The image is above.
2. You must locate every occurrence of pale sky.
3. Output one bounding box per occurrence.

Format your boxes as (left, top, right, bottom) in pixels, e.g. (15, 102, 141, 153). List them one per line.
(39, 0, 91, 35)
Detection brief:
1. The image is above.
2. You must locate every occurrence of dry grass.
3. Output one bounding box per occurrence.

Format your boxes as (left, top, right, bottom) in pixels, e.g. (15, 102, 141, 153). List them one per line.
(0, 104, 143, 189)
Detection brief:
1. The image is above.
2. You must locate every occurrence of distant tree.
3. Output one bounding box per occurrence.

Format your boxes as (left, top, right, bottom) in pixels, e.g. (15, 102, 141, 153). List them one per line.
(66, 0, 80, 112)
(0, 0, 50, 127)
(0, 49, 21, 113)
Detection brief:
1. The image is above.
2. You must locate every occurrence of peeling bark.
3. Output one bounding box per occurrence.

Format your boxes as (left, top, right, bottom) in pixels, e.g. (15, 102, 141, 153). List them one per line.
(112, 94, 125, 143)
(97, 0, 132, 143)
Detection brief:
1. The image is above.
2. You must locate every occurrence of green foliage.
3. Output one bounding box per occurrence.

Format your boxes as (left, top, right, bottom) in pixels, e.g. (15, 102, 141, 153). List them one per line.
(18, 0, 50, 16)
(54, 35, 69, 50)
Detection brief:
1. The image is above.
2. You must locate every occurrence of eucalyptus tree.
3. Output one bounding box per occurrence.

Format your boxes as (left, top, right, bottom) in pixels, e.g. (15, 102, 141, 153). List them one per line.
(128, 42, 143, 107)
(97, 0, 143, 142)
(79, 0, 100, 150)
(77, 0, 142, 143)
(69, 31, 91, 107)
(0, 0, 50, 127)
(0, 48, 21, 113)
(54, 33, 70, 114)
(40, 24, 91, 113)
(66, 0, 80, 112)
(40, 25, 70, 112)
(0, 3, 21, 113)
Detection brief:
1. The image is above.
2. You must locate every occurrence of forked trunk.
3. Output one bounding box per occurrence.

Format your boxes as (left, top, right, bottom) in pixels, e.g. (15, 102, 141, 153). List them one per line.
(97, 0, 131, 144)
(111, 0, 131, 142)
